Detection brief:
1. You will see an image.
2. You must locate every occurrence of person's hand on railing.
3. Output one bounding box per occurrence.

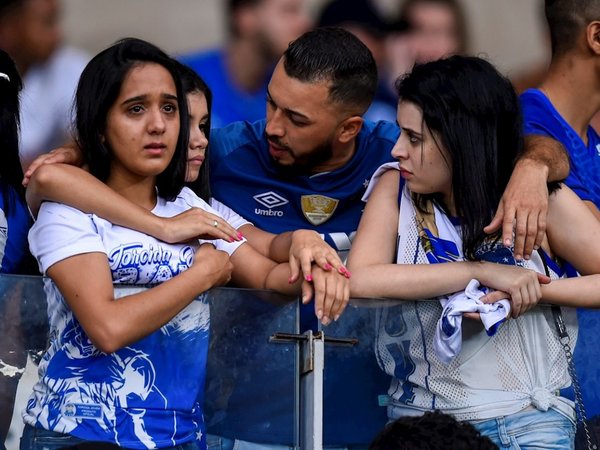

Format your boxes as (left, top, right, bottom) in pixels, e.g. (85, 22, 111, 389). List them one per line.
(287, 230, 350, 285)
(301, 265, 350, 326)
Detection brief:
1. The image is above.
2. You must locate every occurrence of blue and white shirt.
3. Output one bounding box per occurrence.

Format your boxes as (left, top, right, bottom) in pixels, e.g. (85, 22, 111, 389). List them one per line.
(24, 187, 244, 449)
(521, 88, 600, 208)
(0, 182, 33, 274)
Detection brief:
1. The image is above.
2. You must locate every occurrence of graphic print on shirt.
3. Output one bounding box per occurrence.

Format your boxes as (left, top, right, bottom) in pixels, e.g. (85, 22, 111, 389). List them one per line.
(108, 243, 195, 284)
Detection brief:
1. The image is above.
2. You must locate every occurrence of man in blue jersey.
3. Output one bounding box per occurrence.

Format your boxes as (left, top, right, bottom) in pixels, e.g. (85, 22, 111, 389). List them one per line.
(520, 0, 600, 220)
(179, 0, 312, 128)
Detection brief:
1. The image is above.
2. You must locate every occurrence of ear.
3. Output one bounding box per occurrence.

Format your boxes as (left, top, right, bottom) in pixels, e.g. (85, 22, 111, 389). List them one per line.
(337, 116, 364, 144)
(586, 21, 600, 56)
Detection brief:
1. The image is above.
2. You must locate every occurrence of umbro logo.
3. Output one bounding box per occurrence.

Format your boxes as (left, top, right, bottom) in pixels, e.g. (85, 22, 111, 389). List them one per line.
(253, 191, 289, 209)
(253, 191, 288, 217)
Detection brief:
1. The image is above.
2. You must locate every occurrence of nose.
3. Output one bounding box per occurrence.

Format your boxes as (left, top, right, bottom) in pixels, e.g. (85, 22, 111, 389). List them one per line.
(148, 107, 166, 134)
(265, 107, 285, 138)
(189, 126, 208, 153)
(391, 134, 408, 160)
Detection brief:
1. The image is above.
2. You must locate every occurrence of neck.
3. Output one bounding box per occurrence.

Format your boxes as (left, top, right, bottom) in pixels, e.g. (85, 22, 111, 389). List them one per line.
(541, 54, 600, 141)
(310, 140, 357, 174)
(226, 37, 273, 92)
(106, 171, 158, 211)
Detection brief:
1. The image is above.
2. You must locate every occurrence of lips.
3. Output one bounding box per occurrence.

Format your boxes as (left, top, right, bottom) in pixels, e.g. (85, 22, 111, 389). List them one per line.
(187, 156, 204, 165)
(268, 141, 288, 158)
(144, 142, 167, 156)
(399, 167, 413, 179)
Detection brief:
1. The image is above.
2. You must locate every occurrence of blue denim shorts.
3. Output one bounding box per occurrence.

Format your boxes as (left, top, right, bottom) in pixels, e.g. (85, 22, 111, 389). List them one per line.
(20, 424, 204, 450)
(471, 408, 576, 449)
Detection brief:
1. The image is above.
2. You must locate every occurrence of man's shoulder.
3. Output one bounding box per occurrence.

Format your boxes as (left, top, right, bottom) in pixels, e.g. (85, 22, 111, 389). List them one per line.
(212, 120, 266, 149)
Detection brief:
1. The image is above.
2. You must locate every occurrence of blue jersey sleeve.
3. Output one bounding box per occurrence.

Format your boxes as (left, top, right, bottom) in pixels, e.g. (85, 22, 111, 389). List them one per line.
(520, 89, 592, 202)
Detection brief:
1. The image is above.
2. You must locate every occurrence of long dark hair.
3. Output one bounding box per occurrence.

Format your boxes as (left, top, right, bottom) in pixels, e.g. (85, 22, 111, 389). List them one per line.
(75, 38, 189, 200)
(0, 49, 25, 215)
(174, 61, 212, 202)
(396, 55, 522, 259)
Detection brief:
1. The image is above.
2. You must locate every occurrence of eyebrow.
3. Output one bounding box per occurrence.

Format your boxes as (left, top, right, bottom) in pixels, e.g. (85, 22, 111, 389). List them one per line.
(266, 88, 311, 122)
(401, 126, 423, 137)
(122, 93, 178, 106)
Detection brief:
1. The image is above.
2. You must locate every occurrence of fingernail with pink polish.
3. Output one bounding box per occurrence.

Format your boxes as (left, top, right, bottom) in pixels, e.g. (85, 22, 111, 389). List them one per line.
(324, 263, 332, 270)
(305, 274, 313, 282)
(237, 232, 244, 240)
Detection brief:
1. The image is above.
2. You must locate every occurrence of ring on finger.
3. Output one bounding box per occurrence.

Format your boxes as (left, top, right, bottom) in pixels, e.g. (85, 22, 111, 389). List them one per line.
(213, 220, 218, 228)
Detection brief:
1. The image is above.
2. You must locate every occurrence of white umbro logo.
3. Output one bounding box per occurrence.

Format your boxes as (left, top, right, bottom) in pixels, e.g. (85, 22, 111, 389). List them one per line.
(253, 191, 289, 209)
(596, 143, 600, 157)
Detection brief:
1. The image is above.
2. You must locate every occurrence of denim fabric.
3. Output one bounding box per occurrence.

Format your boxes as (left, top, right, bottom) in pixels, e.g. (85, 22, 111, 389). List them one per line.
(20, 425, 204, 450)
(472, 408, 575, 449)
(206, 435, 367, 450)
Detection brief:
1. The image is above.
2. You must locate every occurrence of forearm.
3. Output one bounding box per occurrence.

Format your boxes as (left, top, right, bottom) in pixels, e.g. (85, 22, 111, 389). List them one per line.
(105, 268, 218, 349)
(521, 135, 569, 182)
(348, 262, 482, 299)
(541, 276, 600, 308)
(267, 231, 295, 262)
(264, 263, 300, 295)
(27, 164, 163, 236)
(51, 255, 221, 354)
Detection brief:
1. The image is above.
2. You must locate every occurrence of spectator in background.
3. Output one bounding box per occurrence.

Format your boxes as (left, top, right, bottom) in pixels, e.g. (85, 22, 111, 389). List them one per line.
(316, 0, 399, 122)
(180, 0, 312, 128)
(0, 0, 88, 170)
(397, 0, 468, 64)
(520, 0, 600, 220)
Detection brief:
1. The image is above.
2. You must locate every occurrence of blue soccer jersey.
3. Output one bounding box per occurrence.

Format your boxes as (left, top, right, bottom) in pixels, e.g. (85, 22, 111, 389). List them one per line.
(179, 49, 270, 129)
(210, 119, 398, 263)
(0, 182, 33, 274)
(521, 88, 600, 208)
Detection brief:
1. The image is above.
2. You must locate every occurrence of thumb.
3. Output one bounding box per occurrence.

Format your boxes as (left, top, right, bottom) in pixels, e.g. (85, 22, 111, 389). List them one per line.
(301, 280, 314, 304)
(536, 273, 551, 285)
(483, 203, 504, 234)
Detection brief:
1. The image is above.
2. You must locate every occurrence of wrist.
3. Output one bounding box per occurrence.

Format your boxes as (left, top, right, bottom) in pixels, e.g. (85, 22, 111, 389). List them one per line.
(515, 157, 549, 179)
(152, 215, 170, 242)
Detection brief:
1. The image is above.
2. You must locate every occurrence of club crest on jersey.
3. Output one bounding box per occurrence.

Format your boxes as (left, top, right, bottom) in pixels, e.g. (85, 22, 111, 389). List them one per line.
(301, 195, 339, 225)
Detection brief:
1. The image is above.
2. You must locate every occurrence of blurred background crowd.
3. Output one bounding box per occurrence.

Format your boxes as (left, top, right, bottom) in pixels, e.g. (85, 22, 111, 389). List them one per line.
(0, 0, 555, 169)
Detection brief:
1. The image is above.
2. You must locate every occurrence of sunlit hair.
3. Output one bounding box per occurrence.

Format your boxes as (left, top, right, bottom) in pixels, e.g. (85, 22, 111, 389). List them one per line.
(396, 55, 522, 260)
(283, 27, 378, 115)
(545, 0, 600, 57)
(0, 49, 25, 215)
(173, 60, 212, 202)
(75, 38, 189, 200)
